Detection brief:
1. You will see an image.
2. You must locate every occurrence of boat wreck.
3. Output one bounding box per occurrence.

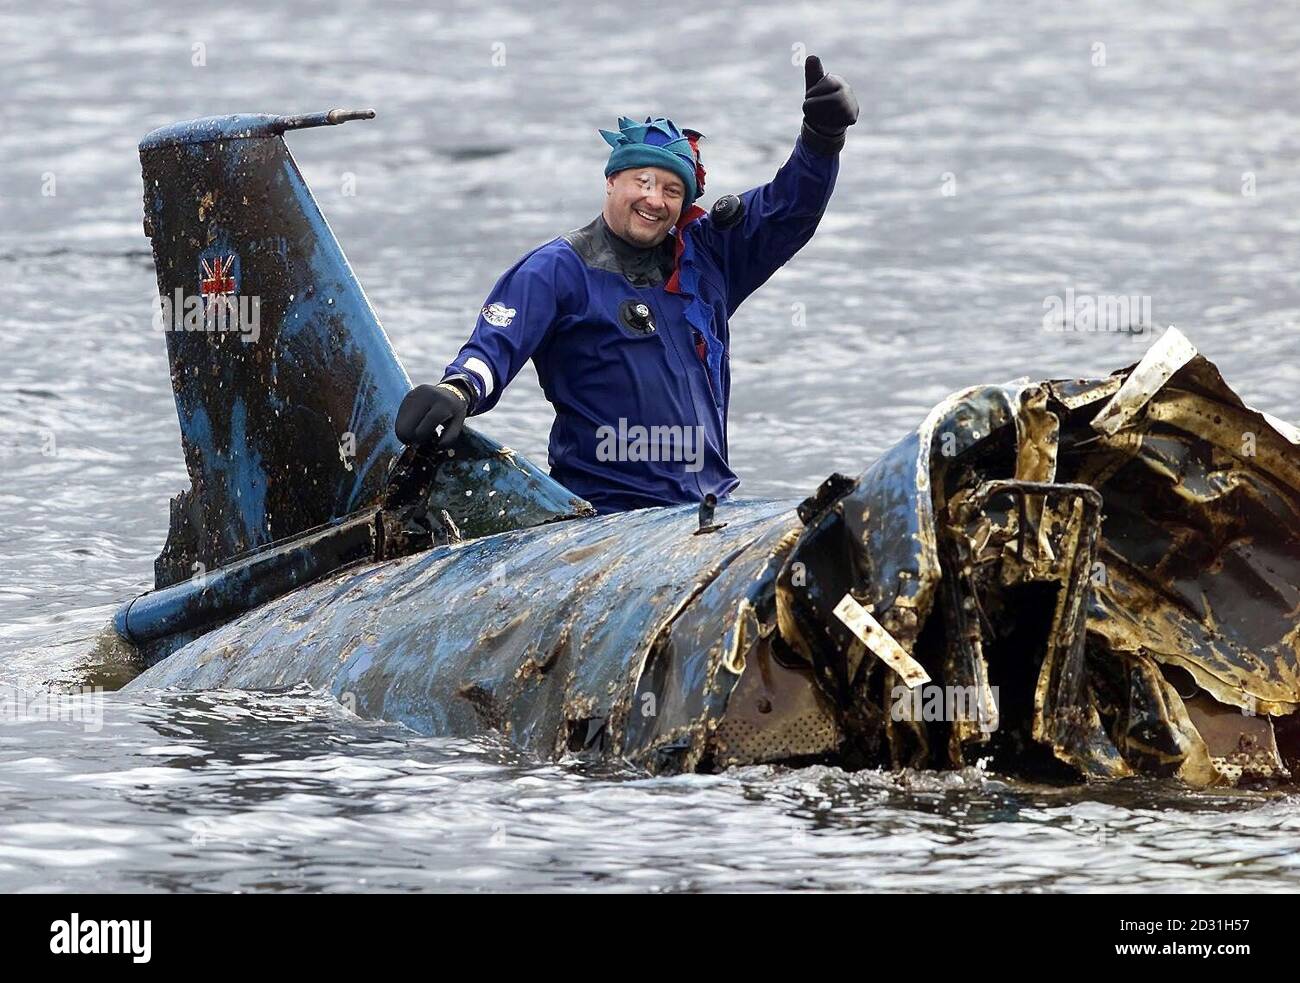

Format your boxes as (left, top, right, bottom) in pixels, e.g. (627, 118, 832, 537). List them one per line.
(114, 111, 1300, 787)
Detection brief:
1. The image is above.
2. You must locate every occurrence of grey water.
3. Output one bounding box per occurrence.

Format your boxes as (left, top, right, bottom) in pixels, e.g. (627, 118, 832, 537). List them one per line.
(2, 0, 1299, 892)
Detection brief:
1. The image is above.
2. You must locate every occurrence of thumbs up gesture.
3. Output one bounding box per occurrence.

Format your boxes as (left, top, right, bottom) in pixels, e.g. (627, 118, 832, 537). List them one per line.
(801, 55, 859, 155)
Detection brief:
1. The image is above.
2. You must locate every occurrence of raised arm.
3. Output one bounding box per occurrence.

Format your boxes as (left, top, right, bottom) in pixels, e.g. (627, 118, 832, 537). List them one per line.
(697, 55, 858, 314)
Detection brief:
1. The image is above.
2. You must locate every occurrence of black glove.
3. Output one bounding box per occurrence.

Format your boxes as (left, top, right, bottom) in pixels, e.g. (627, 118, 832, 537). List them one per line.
(394, 382, 469, 447)
(801, 55, 859, 156)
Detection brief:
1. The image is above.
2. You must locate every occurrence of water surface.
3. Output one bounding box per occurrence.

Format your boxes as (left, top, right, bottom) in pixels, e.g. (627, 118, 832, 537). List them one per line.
(2, 0, 1298, 891)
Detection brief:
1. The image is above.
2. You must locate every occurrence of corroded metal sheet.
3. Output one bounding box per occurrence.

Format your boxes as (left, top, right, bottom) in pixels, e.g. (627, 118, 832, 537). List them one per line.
(128, 500, 796, 768)
(120, 320, 1300, 787)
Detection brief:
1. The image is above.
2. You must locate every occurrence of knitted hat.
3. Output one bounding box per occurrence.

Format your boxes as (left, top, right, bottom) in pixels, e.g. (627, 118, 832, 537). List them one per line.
(600, 116, 705, 202)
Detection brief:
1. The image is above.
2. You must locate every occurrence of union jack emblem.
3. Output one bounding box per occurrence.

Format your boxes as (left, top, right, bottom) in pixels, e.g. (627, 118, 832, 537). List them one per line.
(200, 254, 237, 298)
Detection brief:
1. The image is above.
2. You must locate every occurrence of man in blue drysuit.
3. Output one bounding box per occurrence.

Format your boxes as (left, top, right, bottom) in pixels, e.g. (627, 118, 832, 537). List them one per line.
(395, 55, 858, 514)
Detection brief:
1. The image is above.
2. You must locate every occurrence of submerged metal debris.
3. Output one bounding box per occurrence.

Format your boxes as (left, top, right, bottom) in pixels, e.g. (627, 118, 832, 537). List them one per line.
(122, 326, 1300, 787)
(114, 112, 1300, 786)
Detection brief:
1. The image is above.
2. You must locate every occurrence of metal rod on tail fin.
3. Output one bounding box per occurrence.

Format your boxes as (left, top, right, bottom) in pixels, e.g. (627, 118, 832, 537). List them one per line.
(273, 108, 377, 132)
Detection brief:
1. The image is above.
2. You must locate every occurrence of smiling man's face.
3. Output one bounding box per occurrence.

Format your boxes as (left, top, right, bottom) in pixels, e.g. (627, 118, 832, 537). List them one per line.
(603, 166, 685, 247)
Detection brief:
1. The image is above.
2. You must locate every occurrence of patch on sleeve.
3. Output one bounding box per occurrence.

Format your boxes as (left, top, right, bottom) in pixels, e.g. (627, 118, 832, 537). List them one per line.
(480, 302, 516, 327)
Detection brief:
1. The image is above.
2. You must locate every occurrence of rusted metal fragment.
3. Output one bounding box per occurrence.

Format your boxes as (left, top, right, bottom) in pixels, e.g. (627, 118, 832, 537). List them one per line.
(712, 636, 842, 767)
(1067, 387, 1300, 716)
(1048, 375, 1123, 411)
(1012, 385, 1060, 568)
(1183, 693, 1287, 783)
(936, 535, 998, 762)
(833, 594, 929, 687)
(1091, 327, 1198, 436)
(802, 329, 1300, 787)
(775, 383, 1022, 691)
(1118, 657, 1218, 786)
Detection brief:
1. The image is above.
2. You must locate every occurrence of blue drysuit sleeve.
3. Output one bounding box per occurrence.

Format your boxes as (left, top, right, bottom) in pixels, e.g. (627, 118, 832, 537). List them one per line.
(698, 135, 840, 316)
(441, 246, 565, 415)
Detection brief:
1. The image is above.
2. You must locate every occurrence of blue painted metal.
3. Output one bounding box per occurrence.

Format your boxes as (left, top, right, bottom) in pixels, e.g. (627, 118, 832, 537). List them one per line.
(127, 498, 804, 772)
(115, 511, 378, 648)
(138, 109, 377, 150)
(118, 348, 1300, 781)
(114, 436, 594, 666)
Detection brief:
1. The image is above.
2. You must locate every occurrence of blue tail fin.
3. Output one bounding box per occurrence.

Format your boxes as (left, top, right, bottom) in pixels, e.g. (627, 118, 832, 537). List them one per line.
(139, 112, 589, 592)
(140, 111, 412, 587)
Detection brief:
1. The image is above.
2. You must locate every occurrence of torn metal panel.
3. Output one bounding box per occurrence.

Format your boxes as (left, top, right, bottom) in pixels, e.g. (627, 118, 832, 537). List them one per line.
(1048, 375, 1124, 412)
(1091, 327, 1199, 436)
(760, 329, 1297, 786)
(833, 594, 930, 688)
(1183, 693, 1286, 782)
(711, 640, 842, 768)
